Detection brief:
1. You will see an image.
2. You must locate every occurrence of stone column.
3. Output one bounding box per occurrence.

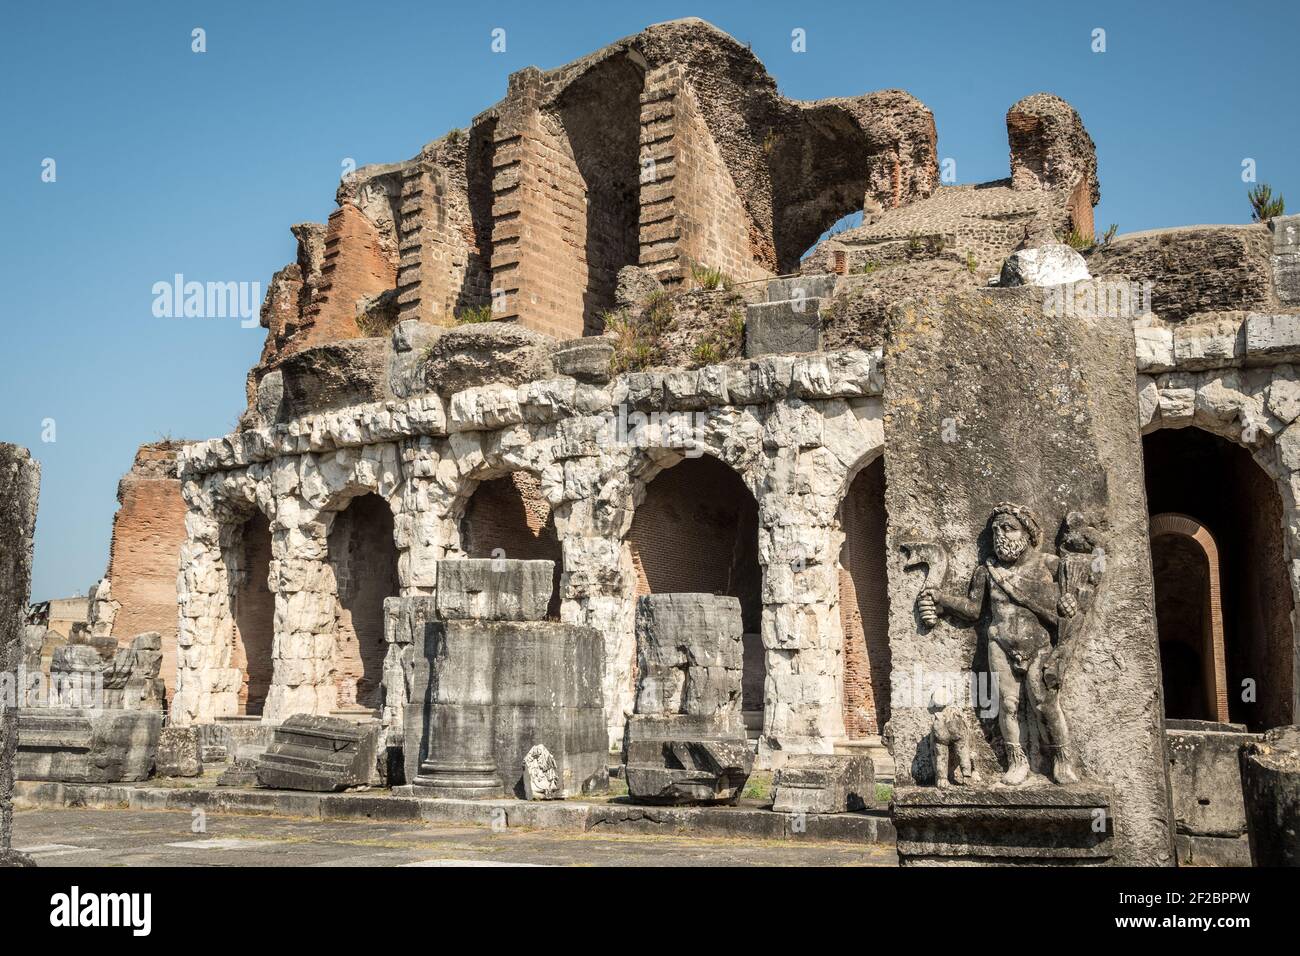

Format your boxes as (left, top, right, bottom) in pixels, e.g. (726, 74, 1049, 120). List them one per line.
(264, 501, 337, 720)
(756, 446, 847, 764)
(1, 444, 39, 867)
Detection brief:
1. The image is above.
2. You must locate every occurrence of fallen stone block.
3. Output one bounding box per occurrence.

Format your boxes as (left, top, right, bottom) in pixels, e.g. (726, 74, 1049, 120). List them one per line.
(17, 708, 162, 784)
(435, 558, 554, 622)
(623, 714, 753, 805)
(998, 243, 1090, 287)
(256, 715, 381, 792)
(216, 759, 260, 788)
(772, 754, 875, 814)
(154, 726, 203, 778)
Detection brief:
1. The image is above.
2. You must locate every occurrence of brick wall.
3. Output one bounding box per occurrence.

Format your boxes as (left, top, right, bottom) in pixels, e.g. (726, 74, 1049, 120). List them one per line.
(459, 471, 563, 618)
(327, 494, 400, 711)
(639, 64, 772, 290)
(231, 511, 275, 716)
(838, 457, 890, 737)
(302, 203, 398, 346)
(105, 445, 188, 702)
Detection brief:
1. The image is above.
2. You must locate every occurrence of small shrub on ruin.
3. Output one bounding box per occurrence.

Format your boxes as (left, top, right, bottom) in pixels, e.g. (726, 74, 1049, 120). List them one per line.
(691, 339, 720, 365)
(1063, 228, 1094, 251)
(454, 304, 495, 324)
(925, 235, 946, 256)
(965, 251, 978, 274)
(1249, 183, 1285, 222)
(855, 260, 881, 276)
(724, 308, 746, 351)
(906, 235, 923, 256)
(691, 264, 731, 292)
(1100, 223, 1118, 246)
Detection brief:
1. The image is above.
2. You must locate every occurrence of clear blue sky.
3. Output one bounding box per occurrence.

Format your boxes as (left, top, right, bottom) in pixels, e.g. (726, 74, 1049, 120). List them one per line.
(2, 0, 1296, 602)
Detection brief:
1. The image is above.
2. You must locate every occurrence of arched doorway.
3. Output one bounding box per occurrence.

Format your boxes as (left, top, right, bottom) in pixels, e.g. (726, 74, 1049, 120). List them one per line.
(231, 511, 274, 717)
(627, 454, 763, 731)
(327, 493, 399, 713)
(459, 471, 563, 619)
(1143, 428, 1294, 729)
(838, 457, 890, 736)
(1150, 513, 1228, 722)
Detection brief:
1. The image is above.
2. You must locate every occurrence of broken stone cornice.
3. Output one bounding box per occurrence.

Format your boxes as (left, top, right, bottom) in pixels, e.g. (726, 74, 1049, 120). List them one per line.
(178, 349, 884, 476)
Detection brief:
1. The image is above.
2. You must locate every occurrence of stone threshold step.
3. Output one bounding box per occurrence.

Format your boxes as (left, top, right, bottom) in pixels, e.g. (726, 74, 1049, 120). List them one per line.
(14, 781, 896, 847)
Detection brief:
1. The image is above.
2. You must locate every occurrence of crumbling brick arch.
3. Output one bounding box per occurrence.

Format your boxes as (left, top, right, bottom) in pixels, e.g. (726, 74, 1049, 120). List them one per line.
(1142, 425, 1295, 730)
(455, 470, 564, 619)
(625, 451, 764, 729)
(1149, 512, 1229, 723)
(835, 452, 891, 738)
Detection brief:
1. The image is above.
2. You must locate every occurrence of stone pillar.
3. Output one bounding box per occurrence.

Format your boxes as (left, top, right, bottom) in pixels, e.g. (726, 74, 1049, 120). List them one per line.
(756, 447, 848, 764)
(173, 502, 243, 724)
(264, 503, 337, 720)
(1, 443, 39, 867)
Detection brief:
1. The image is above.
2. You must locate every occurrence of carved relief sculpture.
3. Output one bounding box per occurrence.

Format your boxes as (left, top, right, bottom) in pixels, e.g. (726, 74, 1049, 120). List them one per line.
(912, 503, 1105, 786)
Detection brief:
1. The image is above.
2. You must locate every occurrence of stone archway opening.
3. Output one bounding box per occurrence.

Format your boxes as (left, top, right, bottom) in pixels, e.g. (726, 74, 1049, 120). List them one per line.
(1150, 514, 1228, 723)
(459, 471, 564, 620)
(838, 456, 890, 737)
(1143, 428, 1295, 730)
(230, 510, 275, 717)
(627, 454, 763, 733)
(327, 493, 400, 713)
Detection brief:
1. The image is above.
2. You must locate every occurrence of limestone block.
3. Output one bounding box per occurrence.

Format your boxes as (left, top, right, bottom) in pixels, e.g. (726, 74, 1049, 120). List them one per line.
(435, 559, 554, 622)
(256, 715, 381, 792)
(622, 714, 753, 805)
(997, 243, 1090, 287)
(404, 619, 608, 799)
(17, 708, 162, 784)
(1172, 318, 1243, 369)
(634, 594, 743, 720)
(1244, 313, 1300, 359)
(892, 785, 1115, 865)
(1240, 725, 1300, 866)
(1268, 368, 1300, 424)
(155, 726, 203, 778)
(1133, 326, 1175, 372)
(744, 299, 824, 357)
(772, 753, 875, 814)
(550, 339, 614, 384)
(1165, 722, 1255, 854)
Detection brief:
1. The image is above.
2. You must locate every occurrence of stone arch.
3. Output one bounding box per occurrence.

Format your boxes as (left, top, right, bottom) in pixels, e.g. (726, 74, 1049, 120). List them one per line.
(625, 451, 764, 732)
(836, 453, 890, 737)
(458, 470, 564, 619)
(1142, 426, 1294, 729)
(1149, 512, 1229, 723)
(324, 492, 399, 712)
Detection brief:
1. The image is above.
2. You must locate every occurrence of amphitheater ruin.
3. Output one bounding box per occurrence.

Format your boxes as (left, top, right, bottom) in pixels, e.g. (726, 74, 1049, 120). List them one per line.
(5, 17, 1300, 867)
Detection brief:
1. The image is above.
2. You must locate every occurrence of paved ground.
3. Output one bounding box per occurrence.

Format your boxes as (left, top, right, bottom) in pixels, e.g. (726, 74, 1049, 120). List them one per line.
(13, 807, 897, 867)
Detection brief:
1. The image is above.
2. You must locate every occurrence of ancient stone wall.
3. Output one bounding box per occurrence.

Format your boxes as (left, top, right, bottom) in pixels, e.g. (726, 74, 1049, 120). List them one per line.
(838, 456, 889, 737)
(103, 442, 188, 701)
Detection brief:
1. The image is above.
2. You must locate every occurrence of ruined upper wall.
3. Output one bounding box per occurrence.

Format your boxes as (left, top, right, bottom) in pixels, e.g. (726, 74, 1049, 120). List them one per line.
(242, 17, 939, 413)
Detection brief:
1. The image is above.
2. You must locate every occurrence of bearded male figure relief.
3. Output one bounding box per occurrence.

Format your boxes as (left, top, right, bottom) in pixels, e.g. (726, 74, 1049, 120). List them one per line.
(916, 503, 1105, 787)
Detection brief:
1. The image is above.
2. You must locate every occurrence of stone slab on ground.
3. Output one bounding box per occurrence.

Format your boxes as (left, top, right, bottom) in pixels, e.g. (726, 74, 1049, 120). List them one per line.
(772, 754, 875, 814)
(892, 784, 1114, 866)
(256, 715, 380, 792)
(11, 806, 897, 867)
(17, 708, 162, 784)
(883, 288, 1174, 866)
(12, 780, 896, 847)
